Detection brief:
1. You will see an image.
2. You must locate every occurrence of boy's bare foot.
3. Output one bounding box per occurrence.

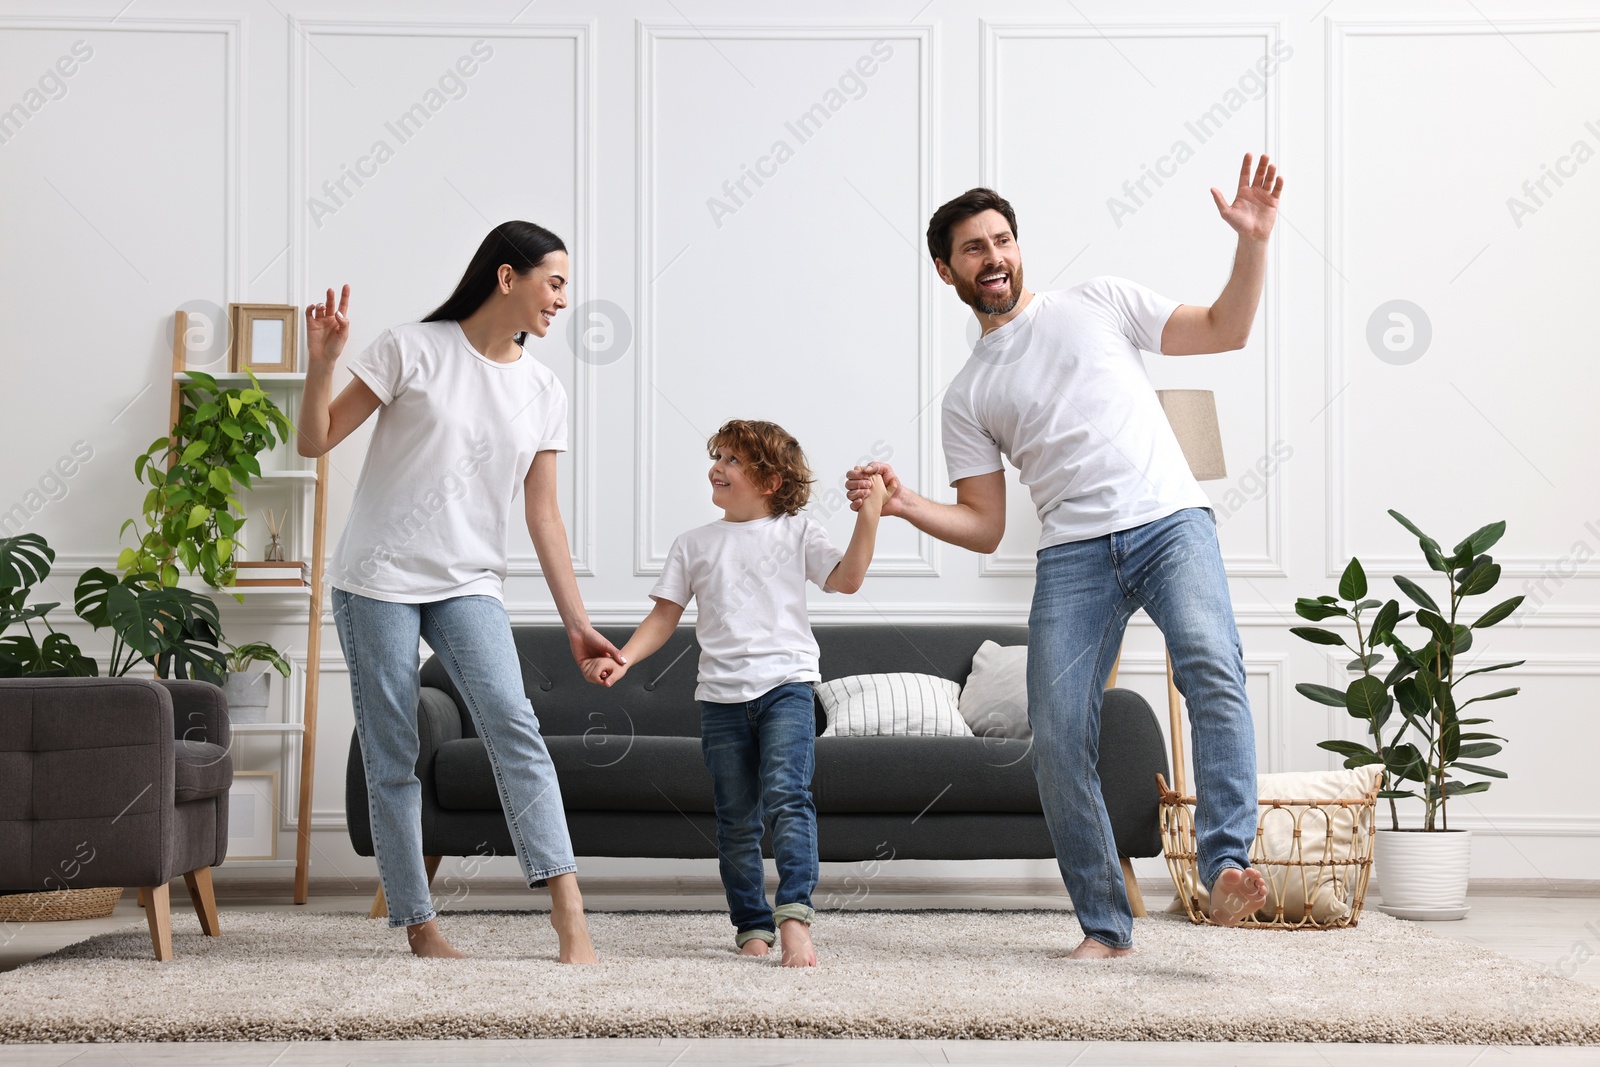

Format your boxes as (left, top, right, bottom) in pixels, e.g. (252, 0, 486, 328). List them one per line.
(1209, 865, 1268, 927)
(405, 919, 466, 958)
(739, 938, 771, 957)
(551, 904, 598, 964)
(1053, 937, 1134, 960)
(779, 918, 817, 967)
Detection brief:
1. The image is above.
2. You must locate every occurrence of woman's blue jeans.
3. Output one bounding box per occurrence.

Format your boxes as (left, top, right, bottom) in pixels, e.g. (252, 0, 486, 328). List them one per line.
(1028, 507, 1257, 949)
(699, 682, 819, 946)
(331, 588, 577, 928)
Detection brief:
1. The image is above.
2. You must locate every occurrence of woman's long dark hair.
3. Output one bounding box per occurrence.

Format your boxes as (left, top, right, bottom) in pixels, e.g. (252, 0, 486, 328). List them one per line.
(423, 221, 566, 345)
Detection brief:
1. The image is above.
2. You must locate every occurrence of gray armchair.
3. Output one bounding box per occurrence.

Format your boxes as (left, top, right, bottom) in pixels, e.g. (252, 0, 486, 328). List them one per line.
(0, 677, 233, 960)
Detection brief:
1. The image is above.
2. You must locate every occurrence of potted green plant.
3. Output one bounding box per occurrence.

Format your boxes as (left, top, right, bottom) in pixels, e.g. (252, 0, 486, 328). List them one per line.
(121, 370, 294, 590)
(221, 640, 291, 724)
(1291, 510, 1522, 920)
(72, 567, 228, 686)
(0, 533, 96, 677)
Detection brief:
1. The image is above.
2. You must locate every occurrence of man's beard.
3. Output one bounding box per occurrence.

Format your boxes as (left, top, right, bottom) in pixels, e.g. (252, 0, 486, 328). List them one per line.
(954, 263, 1024, 317)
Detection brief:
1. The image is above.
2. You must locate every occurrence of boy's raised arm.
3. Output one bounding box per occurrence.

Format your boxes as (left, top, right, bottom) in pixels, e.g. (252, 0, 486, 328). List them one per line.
(826, 473, 889, 594)
(583, 596, 686, 686)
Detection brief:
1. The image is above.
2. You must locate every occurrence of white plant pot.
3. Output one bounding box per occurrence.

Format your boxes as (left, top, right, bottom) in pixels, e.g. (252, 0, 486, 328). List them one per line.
(1374, 828, 1472, 920)
(222, 671, 272, 725)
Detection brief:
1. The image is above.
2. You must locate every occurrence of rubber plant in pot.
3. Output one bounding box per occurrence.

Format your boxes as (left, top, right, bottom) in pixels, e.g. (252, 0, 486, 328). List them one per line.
(220, 641, 292, 724)
(1291, 511, 1522, 920)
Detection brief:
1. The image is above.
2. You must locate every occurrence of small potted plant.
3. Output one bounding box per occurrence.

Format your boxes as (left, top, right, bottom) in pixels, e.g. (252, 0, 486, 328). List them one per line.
(1291, 511, 1522, 920)
(221, 640, 291, 724)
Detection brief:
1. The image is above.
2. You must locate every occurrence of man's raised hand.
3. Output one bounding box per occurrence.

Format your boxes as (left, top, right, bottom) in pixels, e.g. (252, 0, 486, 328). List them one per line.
(1210, 152, 1282, 243)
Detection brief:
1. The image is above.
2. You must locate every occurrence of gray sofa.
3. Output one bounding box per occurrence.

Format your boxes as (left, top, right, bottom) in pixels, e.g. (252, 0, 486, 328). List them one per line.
(0, 677, 231, 959)
(346, 624, 1169, 907)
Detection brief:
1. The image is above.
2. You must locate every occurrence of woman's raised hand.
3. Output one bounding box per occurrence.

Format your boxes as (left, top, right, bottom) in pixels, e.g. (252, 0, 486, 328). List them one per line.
(305, 284, 351, 369)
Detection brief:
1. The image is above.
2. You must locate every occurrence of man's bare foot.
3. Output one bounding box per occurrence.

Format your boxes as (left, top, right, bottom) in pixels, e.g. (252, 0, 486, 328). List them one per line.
(739, 938, 771, 957)
(405, 919, 466, 958)
(779, 918, 816, 968)
(1053, 936, 1134, 960)
(1210, 865, 1268, 927)
(550, 904, 598, 964)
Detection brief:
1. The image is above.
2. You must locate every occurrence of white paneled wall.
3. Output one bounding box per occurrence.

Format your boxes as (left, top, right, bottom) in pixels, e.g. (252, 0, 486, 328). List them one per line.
(3, 0, 1597, 885)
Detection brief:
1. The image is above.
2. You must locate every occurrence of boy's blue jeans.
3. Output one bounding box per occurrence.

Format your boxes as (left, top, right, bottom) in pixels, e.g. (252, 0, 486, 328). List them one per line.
(699, 682, 819, 947)
(331, 588, 577, 929)
(1028, 507, 1257, 950)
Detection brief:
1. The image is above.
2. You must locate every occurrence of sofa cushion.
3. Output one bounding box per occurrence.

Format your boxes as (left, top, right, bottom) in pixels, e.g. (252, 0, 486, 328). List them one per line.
(432, 734, 1043, 816)
(173, 740, 232, 803)
(957, 641, 1031, 739)
(817, 674, 971, 737)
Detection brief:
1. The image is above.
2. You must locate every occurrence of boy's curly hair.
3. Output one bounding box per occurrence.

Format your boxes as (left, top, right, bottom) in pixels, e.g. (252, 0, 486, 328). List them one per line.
(708, 419, 814, 517)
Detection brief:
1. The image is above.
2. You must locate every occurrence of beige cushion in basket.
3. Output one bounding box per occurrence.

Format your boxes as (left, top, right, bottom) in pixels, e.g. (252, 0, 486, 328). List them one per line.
(1168, 765, 1380, 924)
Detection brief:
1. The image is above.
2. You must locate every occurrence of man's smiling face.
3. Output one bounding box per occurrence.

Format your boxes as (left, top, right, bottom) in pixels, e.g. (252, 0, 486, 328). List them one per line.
(938, 209, 1025, 317)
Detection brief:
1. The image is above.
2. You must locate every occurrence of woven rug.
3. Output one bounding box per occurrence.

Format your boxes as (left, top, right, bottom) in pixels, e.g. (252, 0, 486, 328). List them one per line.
(3, 909, 1598, 1044)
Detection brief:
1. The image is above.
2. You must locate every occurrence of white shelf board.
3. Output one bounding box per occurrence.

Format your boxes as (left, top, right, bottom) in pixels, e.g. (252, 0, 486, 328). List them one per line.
(229, 723, 305, 734)
(219, 858, 295, 868)
(175, 372, 306, 383)
(251, 470, 318, 481)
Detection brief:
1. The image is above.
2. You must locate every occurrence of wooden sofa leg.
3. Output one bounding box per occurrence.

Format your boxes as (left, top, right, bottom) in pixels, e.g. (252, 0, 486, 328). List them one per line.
(1120, 857, 1147, 918)
(183, 866, 221, 936)
(143, 883, 173, 961)
(369, 856, 442, 921)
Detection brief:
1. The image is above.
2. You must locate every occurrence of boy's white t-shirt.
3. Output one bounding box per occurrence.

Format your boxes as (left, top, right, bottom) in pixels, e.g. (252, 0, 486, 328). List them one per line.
(941, 276, 1210, 551)
(325, 320, 568, 603)
(650, 513, 845, 703)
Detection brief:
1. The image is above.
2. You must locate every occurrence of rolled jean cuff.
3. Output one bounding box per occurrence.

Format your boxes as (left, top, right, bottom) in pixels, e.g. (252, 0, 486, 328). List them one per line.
(773, 903, 815, 927)
(736, 928, 776, 947)
(528, 863, 577, 886)
(385, 908, 437, 931)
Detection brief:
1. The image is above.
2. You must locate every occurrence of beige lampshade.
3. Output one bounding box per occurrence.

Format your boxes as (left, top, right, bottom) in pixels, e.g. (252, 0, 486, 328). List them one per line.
(1157, 389, 1227, 481)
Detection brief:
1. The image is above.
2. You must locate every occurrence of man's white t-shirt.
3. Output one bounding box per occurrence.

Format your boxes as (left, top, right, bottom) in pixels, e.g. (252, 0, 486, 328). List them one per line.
(941, 276, 1210, 551)
(326, 320, 568, 603)
(650, 513, 845, 703)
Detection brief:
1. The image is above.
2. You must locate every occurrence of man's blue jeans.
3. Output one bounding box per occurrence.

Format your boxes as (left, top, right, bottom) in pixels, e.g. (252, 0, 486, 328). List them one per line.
(1028, 507, 1257, 949)
(331, 588, 577, 929)
(699, 682, 819, 946)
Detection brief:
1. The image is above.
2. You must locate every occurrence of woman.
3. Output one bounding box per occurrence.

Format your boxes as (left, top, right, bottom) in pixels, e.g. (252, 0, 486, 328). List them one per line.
(299, 221, 621, 961)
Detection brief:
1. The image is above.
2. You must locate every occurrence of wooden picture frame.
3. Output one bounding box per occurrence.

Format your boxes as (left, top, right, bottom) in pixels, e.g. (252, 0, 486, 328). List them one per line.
(227, 770, 279, 861)
(228, 303, 298, 373)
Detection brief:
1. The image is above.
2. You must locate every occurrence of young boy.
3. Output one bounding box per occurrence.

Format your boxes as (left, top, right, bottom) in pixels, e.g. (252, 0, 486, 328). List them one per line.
(583, 418, 889, 967)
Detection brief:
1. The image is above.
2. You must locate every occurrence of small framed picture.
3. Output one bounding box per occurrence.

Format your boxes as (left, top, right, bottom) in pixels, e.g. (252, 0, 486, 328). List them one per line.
(227, 770, 279, 861)
(229, 303, 299, 373)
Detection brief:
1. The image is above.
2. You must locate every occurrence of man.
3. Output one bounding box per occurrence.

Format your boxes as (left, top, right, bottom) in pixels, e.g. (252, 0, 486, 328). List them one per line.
(847, 153, 1282, 957)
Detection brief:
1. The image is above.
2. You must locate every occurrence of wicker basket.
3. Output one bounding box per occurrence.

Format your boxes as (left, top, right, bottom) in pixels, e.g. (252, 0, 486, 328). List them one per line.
(0, 887, 124, 923)
(1159, 773, 1378, 929)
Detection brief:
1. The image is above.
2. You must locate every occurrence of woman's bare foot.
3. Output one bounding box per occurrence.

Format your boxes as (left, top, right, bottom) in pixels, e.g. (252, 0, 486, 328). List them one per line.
(545, 873, 598, 964)
(1054, 936, 1134, 960)
(1209, 866, 1268, 927)
(405, 919, 466, 958)
(779, 918, 817, 967)
(739, 938, 771, 957)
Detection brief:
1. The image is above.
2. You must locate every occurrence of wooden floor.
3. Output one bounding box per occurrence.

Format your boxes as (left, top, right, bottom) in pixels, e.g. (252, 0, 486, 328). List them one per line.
(3, 879, 1598, 1065)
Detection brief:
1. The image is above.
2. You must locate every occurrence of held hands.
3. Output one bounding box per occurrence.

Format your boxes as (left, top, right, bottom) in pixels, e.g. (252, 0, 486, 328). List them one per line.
(570, 626, 626, 686)
(305, 284, 351, 369)
(845, 462, 903, 517)
(581, 657, 629, 687)
(1210, 153, 1282, 243)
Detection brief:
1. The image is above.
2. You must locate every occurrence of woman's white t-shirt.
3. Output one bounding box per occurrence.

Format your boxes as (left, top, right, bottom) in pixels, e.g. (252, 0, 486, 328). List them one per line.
(325, 320, 568, 604)
(650, 513, 844, 704)
(940, 276, 1210, 551)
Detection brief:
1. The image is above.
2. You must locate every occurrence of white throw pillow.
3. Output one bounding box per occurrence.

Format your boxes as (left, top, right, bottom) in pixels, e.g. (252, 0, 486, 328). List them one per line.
(957, 640, 1031, 740)
(1170, 766, 1381, 923)
(817, 673, 972, 737)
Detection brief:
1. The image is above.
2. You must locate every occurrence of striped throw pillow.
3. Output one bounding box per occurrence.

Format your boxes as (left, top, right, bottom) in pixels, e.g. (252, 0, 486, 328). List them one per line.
(816, 673, 972, 737)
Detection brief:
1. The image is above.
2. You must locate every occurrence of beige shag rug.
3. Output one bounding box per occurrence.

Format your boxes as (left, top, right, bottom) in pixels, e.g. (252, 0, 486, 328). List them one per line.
(3, 909, 1598, 1044)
